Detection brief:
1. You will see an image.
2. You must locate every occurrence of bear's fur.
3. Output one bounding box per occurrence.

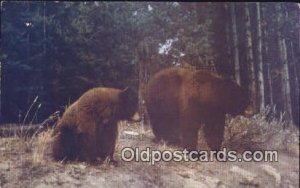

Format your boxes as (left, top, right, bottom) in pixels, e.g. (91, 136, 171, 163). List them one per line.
(145, 67, 249, 151)
(52, 87, 138, 163)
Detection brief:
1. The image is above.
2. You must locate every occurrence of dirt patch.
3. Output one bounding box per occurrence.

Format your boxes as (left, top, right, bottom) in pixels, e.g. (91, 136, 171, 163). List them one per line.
(0, 120, 299, 188)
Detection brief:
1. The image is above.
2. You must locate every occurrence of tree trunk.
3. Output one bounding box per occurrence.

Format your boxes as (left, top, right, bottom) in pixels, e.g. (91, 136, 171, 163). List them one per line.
(0, 60, 1, 122)
(256, 2, 265, 111)
(299, 6, 300, 53)
(137, 41, 149, 129)
(43, 1, 46, 56)
(290, 41, 299, 102)
(276, 4, 293, 124)
(281, 38, 293, 123)
(26, 2, 30, 62)
(266, 63, 273, 106)
(224, 3, 232, 76)
(0, 2, 2, 122)
(262, 4, 273, 106)
(290, 41, 299, 126)
(230, 3, 241, 85)
(244, 2, 257, 111)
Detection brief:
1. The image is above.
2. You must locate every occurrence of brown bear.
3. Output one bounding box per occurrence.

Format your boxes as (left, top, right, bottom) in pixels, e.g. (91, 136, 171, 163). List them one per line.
(145, 67, 249, 151)
(52, 87, 138, 163)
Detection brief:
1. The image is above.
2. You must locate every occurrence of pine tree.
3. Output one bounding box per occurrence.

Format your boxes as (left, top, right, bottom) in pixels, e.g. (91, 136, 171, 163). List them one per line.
(256, 2, 265, 110)
(230, 3, 241, 85)
(244, 2, 257, 111)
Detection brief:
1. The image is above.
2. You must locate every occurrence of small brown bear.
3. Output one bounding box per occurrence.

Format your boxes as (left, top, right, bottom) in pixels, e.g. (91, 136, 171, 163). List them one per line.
(145, 67, 249, 151)
(52, 87, 138, 163)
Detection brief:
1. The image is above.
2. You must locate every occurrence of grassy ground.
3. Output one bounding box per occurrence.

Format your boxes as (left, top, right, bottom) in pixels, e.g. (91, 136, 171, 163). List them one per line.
(0, 112, 299, 188)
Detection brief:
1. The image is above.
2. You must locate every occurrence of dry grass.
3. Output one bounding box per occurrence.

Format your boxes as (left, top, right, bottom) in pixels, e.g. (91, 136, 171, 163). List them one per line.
(1, 107, 299, 167)
(223, 106, 299, 155)
(31, 129, 54, 165)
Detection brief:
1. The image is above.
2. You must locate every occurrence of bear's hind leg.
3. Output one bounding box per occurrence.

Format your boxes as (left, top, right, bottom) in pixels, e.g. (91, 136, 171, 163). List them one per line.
(52, 126, 78, 161)
(179, 107, 200, 151)
(180, 125, 199, 151)
(203, 114, 225, 151)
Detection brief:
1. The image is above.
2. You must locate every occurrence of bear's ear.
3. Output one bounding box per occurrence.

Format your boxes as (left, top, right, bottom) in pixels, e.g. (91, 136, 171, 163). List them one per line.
(120, 87, 130, 101)
(120, 87, 138, 104)
(122, 87, 129, 93)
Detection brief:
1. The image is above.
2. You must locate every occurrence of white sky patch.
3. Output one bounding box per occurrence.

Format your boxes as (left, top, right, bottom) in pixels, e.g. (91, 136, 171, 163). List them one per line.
(173, 2, 179, 7)
(25, 22, 32, 27)
(148, 4, 153, 11)
(133, 11, 137, 16)
(158, 38, 178, 54)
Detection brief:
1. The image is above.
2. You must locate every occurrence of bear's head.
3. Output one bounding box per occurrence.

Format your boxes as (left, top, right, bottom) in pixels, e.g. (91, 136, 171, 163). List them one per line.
(117, 87, 139, 120)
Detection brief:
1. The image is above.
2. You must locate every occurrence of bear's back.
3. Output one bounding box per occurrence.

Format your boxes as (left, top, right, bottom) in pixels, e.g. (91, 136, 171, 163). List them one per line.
(145, 68, 188, 113)
(78, 87, 121, 107)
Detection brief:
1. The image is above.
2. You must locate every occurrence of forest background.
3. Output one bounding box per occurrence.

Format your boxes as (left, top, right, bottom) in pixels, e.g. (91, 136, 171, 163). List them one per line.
(0, 2, 299, 126)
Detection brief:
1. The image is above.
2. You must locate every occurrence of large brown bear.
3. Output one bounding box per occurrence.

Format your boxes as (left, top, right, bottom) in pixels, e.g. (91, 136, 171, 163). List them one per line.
(52, 87, 138, 163)
(145, 67, 249, 151)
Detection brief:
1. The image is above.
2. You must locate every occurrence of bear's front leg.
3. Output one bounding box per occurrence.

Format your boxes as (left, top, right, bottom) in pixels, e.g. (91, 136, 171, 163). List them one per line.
(96, 122, 119, 166)
(77, 133, 98, 163)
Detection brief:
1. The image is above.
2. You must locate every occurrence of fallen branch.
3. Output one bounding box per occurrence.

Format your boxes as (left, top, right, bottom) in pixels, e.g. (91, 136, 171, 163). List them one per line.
(0, 111, 60, 138)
